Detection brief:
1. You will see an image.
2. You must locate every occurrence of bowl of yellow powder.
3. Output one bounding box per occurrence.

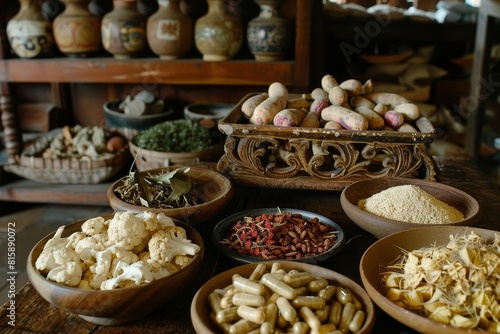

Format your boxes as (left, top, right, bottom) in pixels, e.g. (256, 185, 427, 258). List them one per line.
(340, 177, 480, 238)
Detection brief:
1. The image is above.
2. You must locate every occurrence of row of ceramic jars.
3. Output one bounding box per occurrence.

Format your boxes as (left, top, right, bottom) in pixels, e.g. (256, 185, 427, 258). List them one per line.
(6, 0, 293, 61)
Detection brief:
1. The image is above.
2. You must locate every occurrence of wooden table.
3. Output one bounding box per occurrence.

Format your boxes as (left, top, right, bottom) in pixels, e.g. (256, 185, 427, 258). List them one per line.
(1, 156, 499, 334)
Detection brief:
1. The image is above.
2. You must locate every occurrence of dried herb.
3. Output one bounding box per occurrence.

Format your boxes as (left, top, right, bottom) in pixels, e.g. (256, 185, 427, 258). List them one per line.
(132, 119, 214, 153)
(114, 168, 206, 209)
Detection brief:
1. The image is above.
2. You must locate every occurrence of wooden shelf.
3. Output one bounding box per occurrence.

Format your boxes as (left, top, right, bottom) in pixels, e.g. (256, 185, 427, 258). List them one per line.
(0, 178, 110, 205)
(0, 0, 320, 204)
(324, 18, 479, 43)
(0, 58, 296, 86)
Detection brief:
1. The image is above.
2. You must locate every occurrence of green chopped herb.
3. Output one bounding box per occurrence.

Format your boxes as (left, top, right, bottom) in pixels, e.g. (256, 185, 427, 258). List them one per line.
(132, 119, 214, 152)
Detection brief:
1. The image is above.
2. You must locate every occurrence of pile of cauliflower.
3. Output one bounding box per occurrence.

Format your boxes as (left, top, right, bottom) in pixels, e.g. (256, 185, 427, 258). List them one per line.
(35, 211, 201, 290)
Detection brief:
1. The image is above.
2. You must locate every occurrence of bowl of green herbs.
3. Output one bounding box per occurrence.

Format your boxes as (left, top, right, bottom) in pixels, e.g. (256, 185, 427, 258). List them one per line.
(129, 119, 224, 171)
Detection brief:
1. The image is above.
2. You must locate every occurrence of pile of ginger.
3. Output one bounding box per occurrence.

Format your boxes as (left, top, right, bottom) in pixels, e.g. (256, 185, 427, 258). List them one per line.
(35, 211, 200, 290)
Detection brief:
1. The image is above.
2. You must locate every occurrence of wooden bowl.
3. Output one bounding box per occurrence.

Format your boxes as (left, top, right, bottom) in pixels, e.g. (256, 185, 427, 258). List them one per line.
(27, 215, 204, 326)
(129, 140, 224, 171)
(360, 226, 498, 334)
(191, 261, 375, 334)
(340, 177, 480, 238)
(107, 166, 234, 225)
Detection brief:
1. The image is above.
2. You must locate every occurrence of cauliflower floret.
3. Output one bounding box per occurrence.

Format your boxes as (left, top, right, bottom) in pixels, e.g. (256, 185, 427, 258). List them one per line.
(157, 213, 175, 229)
(81, 216, 108, 236)
(100, 261, 154, 290)
(78, 269, 107, 290)
(35, 225, 84, 287)
(138, 251, 176, 280)
(148, 227, 200, 266)
(81, 245, 140, 278)
(174, 255, 193, 269)
(107, 211, 152, 252)
(75, 233, 113, 255)
(65, 231, 86, 249)
(135, 211, 160, 232)
(46, 261, 83, 287)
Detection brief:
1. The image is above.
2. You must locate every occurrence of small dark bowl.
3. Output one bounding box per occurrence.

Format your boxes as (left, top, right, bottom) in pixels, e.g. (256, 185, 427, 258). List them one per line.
(340, 177, 481, 238)
(212, 208, 345, 264)
(104, 99, 174, 132)
(183, 103, 233, 123)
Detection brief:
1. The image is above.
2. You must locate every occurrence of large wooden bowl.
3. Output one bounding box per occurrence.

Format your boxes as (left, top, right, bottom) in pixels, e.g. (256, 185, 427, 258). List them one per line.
(340, 177, 480, 238)
(108, 166, 234, 225)
(360, 226, 499, 334)
(27, 215, 204, 326)
(191, 261, 375, 334)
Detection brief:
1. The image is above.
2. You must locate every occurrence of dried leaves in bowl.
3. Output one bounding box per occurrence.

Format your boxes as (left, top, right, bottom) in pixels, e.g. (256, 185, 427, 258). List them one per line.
(114, 167, 207, 209)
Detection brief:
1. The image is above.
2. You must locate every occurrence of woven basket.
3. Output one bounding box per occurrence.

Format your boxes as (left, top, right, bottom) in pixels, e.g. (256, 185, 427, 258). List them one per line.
(4, 128, 130, 184)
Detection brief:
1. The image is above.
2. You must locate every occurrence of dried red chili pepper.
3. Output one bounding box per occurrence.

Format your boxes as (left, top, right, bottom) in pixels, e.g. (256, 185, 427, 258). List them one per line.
(221, 211, 339, 260)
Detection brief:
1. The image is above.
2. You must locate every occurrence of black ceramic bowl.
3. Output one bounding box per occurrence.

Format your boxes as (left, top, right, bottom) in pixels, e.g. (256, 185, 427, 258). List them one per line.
(104, 99, 174, 132)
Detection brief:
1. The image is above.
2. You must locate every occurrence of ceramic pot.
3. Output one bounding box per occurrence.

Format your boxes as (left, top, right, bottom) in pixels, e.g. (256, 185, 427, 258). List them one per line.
(6, 0, 55, 58)
(147, 0, 193, 59)
(247, 0, 292, 61)
(101, 0, 147, 58)
(194, 0, 243, 61)
(53, 0, 101, 57)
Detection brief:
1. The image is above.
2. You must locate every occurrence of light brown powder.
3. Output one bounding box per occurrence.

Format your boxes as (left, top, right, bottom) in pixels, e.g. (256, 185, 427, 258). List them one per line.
(357, 184, 464, 224)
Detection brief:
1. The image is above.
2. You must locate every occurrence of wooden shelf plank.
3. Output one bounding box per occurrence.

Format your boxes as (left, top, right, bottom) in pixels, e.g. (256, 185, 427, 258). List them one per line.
(0, 179, 110, 205)
(0, 58, 295, 86)
(324, 19, 479, 43)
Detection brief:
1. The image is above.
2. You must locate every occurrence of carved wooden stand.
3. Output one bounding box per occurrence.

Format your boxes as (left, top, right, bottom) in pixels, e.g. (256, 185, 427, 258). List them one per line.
(217, 94, 437, 191)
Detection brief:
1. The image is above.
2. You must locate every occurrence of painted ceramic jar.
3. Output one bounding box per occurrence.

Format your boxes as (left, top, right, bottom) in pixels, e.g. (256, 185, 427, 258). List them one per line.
(147, 0, 193, 59)
(6, 0, 55, 58)
(194, 0, 243, 61)
(247, 0, 292, 61)
(53, 0, 101, 57)
(101, 0, 147, 58)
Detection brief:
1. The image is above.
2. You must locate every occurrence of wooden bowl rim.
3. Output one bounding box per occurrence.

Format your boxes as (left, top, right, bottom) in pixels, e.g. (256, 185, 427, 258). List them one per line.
(27, 214, 205, 294)
(341, 177, 481, 228)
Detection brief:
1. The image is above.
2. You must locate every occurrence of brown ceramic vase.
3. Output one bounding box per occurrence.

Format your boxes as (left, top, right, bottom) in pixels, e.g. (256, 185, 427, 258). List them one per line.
(194, 0, 243, 61)
(6, 0, 55, 58)
(53, 0, 101, 57)
(101, 0, 147, 58)
(147, 0, 193, 59)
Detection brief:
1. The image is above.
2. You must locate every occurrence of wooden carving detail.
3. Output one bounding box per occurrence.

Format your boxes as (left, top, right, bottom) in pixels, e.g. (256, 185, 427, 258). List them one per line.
(218, 135, 436, 189)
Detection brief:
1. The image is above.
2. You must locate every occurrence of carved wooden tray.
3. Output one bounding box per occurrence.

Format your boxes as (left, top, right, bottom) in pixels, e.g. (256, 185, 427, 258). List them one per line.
(216, 93, 437, 191)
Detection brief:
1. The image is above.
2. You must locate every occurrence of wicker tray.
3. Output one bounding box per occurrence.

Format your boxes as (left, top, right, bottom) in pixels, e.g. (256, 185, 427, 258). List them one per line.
(4, 128, 130, 184)
(217, 93, 437, 191)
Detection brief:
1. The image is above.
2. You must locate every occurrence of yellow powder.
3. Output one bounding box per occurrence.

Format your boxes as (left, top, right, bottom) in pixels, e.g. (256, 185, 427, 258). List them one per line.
(357, 184, 464, 224)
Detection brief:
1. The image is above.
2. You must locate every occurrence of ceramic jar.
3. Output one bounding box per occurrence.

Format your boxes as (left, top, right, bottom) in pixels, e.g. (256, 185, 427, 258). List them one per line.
(194, 0, 243, 61)
(53, 0, 101, 57)
(247, 0, 292, 61)
(6, 0, 55, 58)
(147, 0, 193, 59)
(101, 0, 147, 58)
